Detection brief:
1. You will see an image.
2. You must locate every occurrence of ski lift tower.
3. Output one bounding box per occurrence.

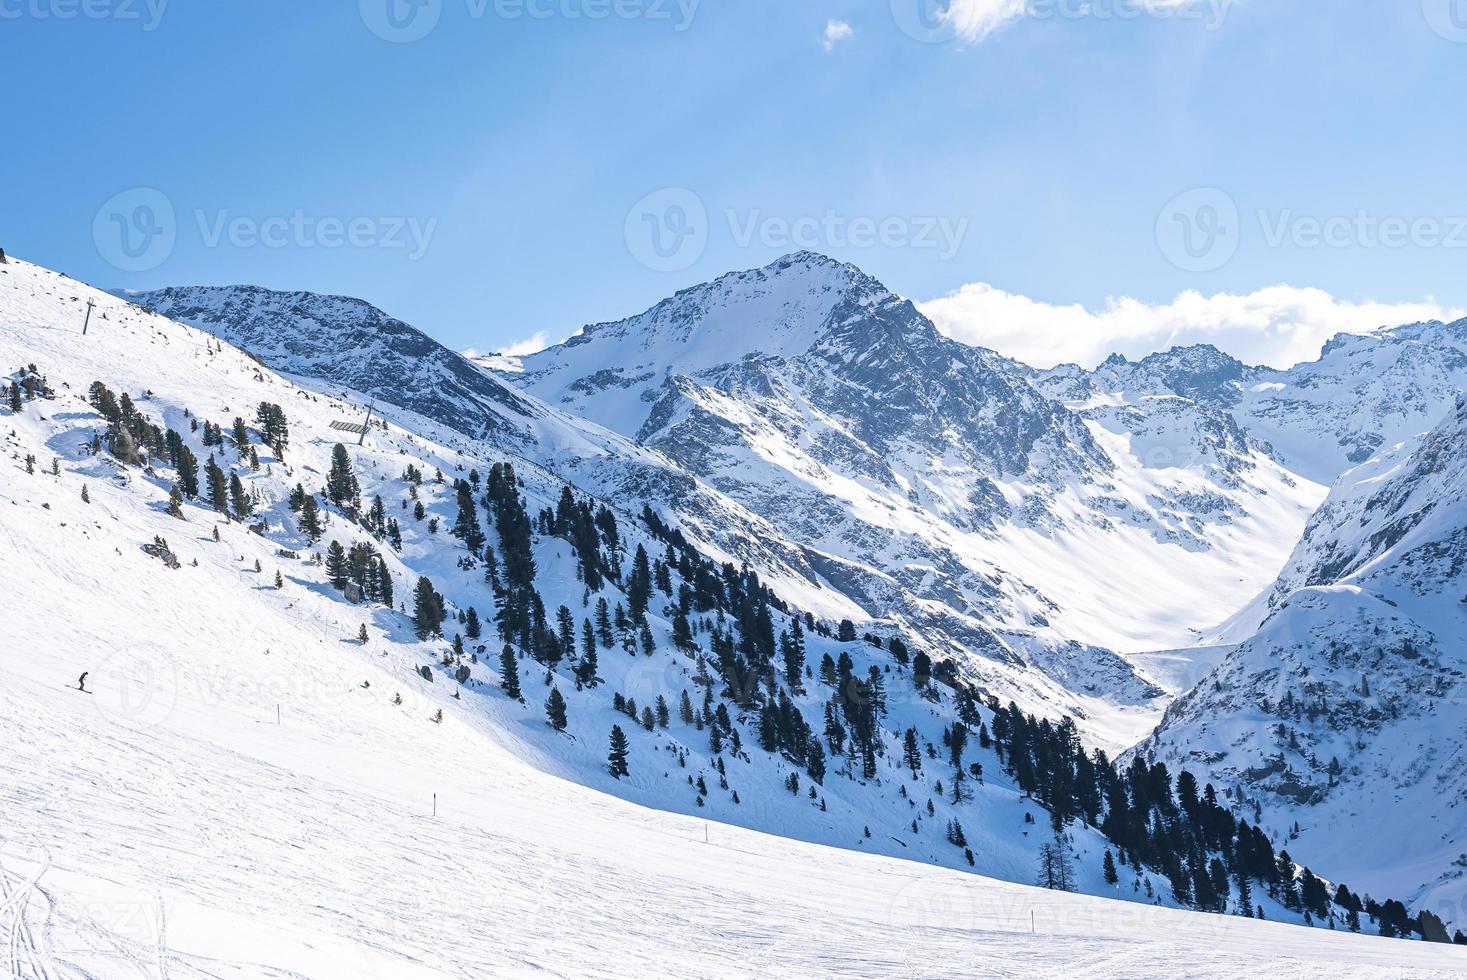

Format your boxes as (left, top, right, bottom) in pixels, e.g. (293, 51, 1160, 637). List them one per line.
(330, 400, 376, 446)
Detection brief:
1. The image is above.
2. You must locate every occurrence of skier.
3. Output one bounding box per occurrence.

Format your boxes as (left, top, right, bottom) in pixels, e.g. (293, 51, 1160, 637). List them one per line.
(76, 672, 88, 693)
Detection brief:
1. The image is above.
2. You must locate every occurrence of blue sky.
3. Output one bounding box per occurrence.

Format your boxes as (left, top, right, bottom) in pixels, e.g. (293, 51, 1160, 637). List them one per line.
(4, 0, 1466, 366)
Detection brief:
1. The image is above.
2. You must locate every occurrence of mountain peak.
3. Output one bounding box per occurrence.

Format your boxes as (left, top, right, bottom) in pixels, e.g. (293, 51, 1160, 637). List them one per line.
(770, 248, 844, 270)
(532, 253, 899, 387)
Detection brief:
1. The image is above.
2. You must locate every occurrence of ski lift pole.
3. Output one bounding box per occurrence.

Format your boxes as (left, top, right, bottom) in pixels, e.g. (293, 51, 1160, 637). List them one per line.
(358, 400, 375, 447)
(82, 299, 95, 336)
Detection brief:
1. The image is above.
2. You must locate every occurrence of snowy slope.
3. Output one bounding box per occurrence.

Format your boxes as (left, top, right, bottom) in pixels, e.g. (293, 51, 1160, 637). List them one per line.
(3, 256, 1464, 977)
(1133, 400, 1467, 925)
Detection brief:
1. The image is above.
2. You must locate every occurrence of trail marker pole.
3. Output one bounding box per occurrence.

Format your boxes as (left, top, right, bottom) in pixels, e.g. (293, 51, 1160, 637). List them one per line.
(433, 793, 437, 817)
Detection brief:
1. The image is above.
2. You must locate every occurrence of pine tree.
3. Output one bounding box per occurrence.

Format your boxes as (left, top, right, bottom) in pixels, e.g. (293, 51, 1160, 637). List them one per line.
(412, 576, 444, 639)
(499, 645, 521, 700)
(89, 383, 121, 424)
(1236, 871, 1254, 917)
(673, 611, 694, 650)
(1103, 849, 1119, 886)
(1037, 835, 1076, 892)
(545, 687, 567, 730)
(627, 544, 652, 623)
(326, 541, 349, 589)
(357, 624, 369, 645)
(679, 689, 695, 725)
(255, 402, 290, 459)
(175, 444, 199, 497)
(608, 724, 630, 778)
(777, 629, 802, 690)
(326, 443, 359, 510)
(377, 558, 394, 608)
(903, 728, 923, 778)
(595, 598, 613, 647)
(465, 606, 482, 640)
(556, 604, 576, 656)
(298, 494, 322, 542)
(206, 456, 229, 515)
(229, 472, 252, 519)
(452, 479, 485, 551)
(807, 737, 826, 785)
(576, 640, 599, 688)
(948, 721, 968, 802)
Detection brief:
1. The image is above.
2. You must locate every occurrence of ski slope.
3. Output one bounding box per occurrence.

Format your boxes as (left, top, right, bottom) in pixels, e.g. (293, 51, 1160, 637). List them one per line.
(4, 661, 1462, 979)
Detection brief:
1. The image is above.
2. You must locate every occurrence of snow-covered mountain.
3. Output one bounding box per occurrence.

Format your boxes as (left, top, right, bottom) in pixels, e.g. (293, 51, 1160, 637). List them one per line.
(5, 252, 1465, 969)
(1133, 399, 1467, 924)
(129, 261, 1188, 748)
(133, 255, 1467, 755)
(502, 254, 1327, 708)
(1038, 319, 1467, 487)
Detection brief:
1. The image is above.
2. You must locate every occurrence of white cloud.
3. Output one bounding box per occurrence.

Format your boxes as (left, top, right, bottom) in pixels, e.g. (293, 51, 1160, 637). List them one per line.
(941, 0, 1028, 44)
(939, 0, 1235, 46)
(821, 19, 855, 51)
(496, 331, 553, 357)
(461, 331, 558, 372)
(918, 281, 1465, 370)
